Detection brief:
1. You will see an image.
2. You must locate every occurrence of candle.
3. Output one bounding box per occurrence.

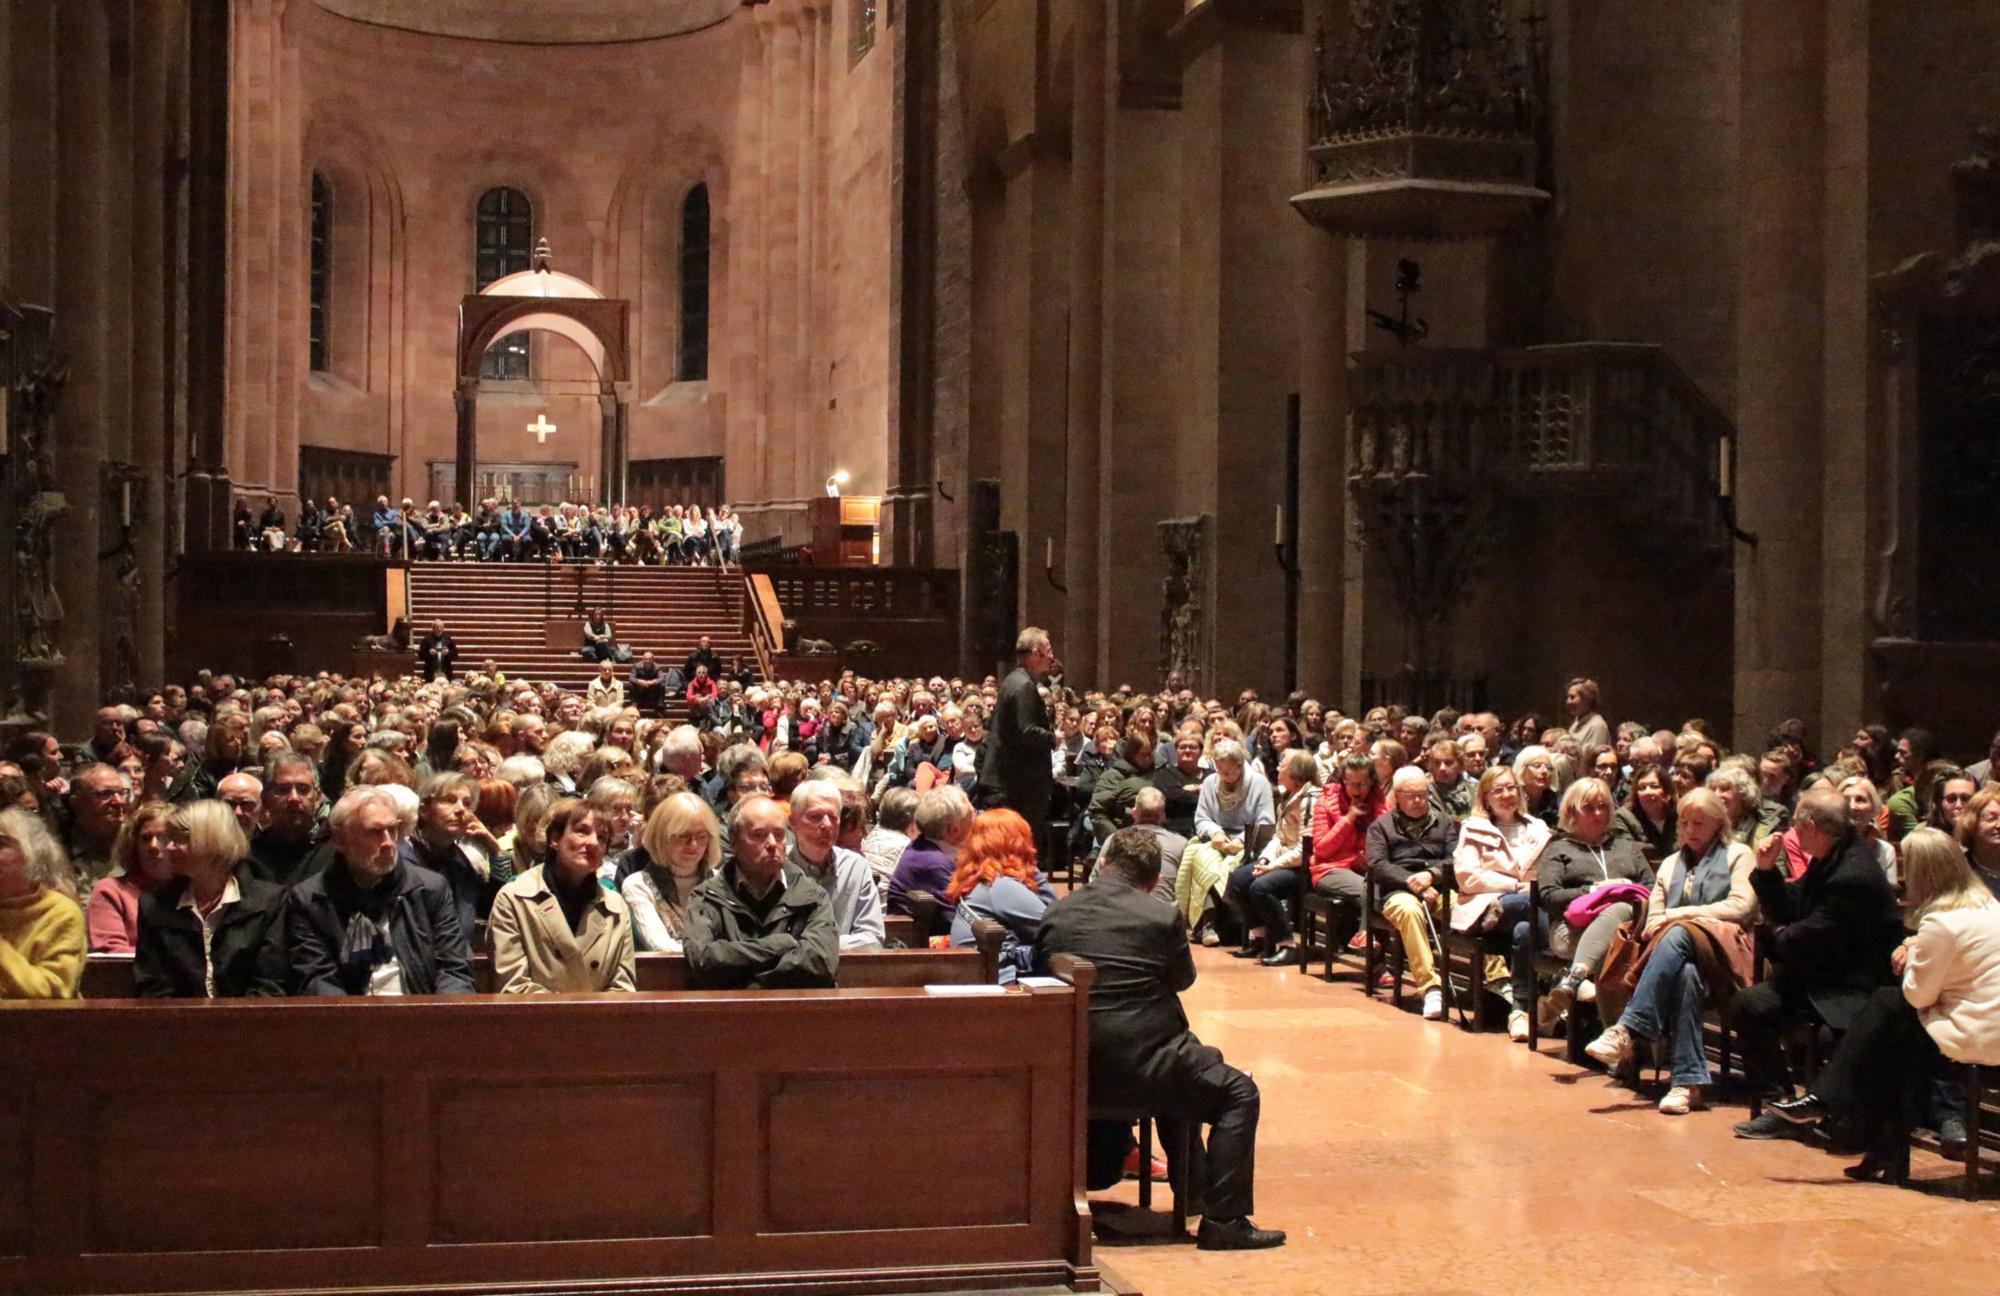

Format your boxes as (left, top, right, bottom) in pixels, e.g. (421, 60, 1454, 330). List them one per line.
(1274, 504, 1284, 546)
(1045, 536, 1053, 569)
(120, 481, 133, 528)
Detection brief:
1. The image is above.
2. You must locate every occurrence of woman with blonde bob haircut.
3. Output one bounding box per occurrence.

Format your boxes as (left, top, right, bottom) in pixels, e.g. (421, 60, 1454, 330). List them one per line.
(1531, 777, 1655, 1025)
(622, 792, 722, 952)
(135, 800, 287, 998)
(1451, 763, 1552, 1039)
(1767, 827, 2000, 1179)
(0, 806, 85, 998)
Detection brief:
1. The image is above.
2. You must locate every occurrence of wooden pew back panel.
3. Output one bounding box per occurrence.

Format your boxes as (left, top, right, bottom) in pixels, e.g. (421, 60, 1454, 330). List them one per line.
(0, 980, 1095, 1296)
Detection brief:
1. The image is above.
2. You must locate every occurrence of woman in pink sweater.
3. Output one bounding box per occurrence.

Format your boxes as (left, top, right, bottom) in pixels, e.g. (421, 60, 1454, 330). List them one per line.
(85, 801, 175, 953)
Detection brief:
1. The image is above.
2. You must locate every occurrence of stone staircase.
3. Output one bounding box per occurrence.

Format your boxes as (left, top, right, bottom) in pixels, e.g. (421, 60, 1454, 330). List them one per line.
(406, 562, 754, 695)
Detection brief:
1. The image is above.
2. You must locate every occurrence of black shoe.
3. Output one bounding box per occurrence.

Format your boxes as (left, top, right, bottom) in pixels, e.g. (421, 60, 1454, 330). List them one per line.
(1230, 941, 1268, 960)
(1734, 1113, 1797, 1140)
(1260, 945, 1302, 968)
(1195, 1217, 1287, 1251)
(1938, 1115, 1970, 1160)
(1768, 1094, 1828, 1126)
(1843, 1147, 1908, 1184)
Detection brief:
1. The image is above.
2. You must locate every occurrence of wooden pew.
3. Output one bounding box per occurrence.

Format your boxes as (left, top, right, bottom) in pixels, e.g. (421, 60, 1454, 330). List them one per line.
(0, 961, 1101, 1296)
(79, 922, 1004, 999)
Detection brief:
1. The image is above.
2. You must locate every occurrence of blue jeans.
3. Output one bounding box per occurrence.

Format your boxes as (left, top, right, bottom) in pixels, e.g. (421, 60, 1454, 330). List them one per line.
(1617, 924, 1709, 1087)
(1502, 891, 1544, 1011)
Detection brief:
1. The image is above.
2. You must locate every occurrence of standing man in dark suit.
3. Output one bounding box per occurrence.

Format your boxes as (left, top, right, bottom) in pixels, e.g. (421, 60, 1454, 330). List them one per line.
(1034, 828, 1284, 1251)
(979, 627, 1058, 850)
(1731, 788, 1903, 1137)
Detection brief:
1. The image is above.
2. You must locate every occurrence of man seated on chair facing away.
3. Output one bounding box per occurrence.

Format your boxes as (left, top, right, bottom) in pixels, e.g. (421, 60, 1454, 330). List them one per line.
(1034, 826, 1285, 1251)
(683, 794, 839, 989)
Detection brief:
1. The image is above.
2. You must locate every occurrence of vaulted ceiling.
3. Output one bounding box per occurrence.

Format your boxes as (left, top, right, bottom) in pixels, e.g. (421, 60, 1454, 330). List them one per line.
(311, 0, 744, 45)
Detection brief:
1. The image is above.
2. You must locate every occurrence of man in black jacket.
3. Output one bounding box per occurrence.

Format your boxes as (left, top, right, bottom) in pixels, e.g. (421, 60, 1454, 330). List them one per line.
(278, 785, 475, 996)
(977, 626, 1058, 848)
(683, 795, 839, 989)
(246, 753, 329, 888)
(1366, 766, 1461, 1022)
(1731, 788, 1902, 1137)
(1034, 828, 1284, 1252)
(415, 619, 459, 680)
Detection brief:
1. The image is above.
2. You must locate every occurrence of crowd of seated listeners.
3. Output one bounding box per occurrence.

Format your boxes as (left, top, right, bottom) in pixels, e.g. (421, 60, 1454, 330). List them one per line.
(233, 494, 743, 565)
(1, 664, 1997, 1193)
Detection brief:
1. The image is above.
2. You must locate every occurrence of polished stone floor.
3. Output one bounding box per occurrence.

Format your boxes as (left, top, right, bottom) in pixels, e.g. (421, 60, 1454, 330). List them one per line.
(1093, 947, 1995, 1296)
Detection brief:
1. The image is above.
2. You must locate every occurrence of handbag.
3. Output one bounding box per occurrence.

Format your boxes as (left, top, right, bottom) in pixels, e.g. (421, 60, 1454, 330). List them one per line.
(1595, 920, 1646, 1003)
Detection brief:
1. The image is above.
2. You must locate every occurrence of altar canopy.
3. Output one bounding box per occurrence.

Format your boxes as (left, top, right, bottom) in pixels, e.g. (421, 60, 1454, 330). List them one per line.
(454, 244, 632, 507)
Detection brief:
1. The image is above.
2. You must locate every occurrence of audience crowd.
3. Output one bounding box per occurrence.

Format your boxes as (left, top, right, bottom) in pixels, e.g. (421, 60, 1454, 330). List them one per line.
(2, 651, 1997, 1206)
(235, 494, 743, 565)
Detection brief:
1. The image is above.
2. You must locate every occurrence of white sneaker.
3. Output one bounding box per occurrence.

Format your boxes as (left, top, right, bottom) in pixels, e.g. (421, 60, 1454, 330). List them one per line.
(1584, 1024, 1634, 1070)
(1576, 977, 1598, 1004)
(1658, 1085, 1704, 1116)
(1421, 989, 1445, 1020)
(1507, 1010, 1530, 1042)
(1199, 927, 1221, 947)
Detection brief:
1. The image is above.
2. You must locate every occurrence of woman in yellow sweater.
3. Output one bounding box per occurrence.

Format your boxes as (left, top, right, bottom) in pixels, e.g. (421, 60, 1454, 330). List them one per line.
(0, 805, 86, 999)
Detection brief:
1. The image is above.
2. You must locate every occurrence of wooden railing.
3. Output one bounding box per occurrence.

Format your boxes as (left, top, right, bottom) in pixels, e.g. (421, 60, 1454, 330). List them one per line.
(743, 570, 784, 682)
(1348, 343, 1743, 542)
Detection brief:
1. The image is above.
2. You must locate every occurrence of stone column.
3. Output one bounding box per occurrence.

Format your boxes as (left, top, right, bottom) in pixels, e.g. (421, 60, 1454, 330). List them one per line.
(183, 0, 233, 553)
(1296, 228, 1349, 704)
(1178, 9, 1307, 699)
(453, 382, 477, 510)
(1733, 1, 1827, 746)
(1095, 39, 1179, 689)
(996, 133, 1070, 638)
(128, 0, 172, 686)
(52, 0, 112, 730)
(1061, 0, 1106, 684)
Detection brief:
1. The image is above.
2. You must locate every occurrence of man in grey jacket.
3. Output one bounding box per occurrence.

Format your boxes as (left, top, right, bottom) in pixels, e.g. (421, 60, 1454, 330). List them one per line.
(788, 780, 888, 949)
(683, 796, 839, 989)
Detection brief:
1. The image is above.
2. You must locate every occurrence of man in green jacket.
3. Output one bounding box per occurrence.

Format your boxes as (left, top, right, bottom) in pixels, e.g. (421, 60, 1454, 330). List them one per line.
(683, 795, 840, 989)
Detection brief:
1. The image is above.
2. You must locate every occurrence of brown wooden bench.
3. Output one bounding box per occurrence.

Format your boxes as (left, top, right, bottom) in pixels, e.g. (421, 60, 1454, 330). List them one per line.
(0, 956, 1100, 1296)
(80, 922, 1004, 999)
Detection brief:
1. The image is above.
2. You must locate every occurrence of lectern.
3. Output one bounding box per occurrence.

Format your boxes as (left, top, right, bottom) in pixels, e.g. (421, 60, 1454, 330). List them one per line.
(808, 495, 879, 566)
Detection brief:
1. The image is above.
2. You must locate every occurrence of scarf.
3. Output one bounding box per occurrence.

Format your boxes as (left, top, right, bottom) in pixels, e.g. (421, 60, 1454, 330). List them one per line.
(1661, 837, 1733, 910)
(1216, 776, 1249, 817)
(644, 862, 703, 941)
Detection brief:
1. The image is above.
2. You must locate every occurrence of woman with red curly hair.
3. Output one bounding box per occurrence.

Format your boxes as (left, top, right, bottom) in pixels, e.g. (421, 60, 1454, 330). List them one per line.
(947, 807, 1057, 982)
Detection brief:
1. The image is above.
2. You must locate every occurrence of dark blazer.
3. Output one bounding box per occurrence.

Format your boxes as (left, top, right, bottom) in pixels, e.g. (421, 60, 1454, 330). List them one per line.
(1033, 879, 1220, 1113)
(979, 666, 1054, 818)
(416, 632, 458, 679)
(279, 857, 476, 996)
(1750, 829, 1902, 1029)
(132, 865, 288, 998)
(1365, 810, 1462, 895)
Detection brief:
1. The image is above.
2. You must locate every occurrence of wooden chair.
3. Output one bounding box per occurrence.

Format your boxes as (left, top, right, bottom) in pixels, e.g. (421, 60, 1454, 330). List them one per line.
(1947, 1063, 1996, 1199)
(1361, 871, 1408, 1009)
(1437, 879, 1510, 1033)
(1091, 1107, 1195, 1239)
(1522, 880, 1586, 1061)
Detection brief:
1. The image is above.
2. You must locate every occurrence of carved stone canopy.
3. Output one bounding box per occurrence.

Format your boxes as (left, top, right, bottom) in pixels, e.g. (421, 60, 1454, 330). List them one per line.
(1292, 0, 1548, 240)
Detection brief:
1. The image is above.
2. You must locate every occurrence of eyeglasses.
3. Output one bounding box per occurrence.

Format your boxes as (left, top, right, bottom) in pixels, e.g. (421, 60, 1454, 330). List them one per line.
(669, 830, 712, 847)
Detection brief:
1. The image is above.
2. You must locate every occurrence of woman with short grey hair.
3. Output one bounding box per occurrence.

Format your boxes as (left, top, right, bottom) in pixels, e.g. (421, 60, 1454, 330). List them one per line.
(1174, 739, 1276, 938)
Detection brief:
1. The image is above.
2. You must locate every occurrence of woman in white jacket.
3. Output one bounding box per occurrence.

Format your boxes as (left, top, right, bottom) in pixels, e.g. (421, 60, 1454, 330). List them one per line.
(1449, 765, 1551, 1040)
(1766, 827, 2000, 1179)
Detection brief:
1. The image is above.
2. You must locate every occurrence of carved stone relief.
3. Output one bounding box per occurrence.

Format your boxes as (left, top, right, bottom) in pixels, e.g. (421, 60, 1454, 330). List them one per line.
(1159, 516, 1209, 694)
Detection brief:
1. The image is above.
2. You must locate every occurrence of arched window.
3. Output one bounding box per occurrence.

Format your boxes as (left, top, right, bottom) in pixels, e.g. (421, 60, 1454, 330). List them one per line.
(309, 172, 331, 372)
(678, 183, 711, 382)
(476, 186, 534, 381)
